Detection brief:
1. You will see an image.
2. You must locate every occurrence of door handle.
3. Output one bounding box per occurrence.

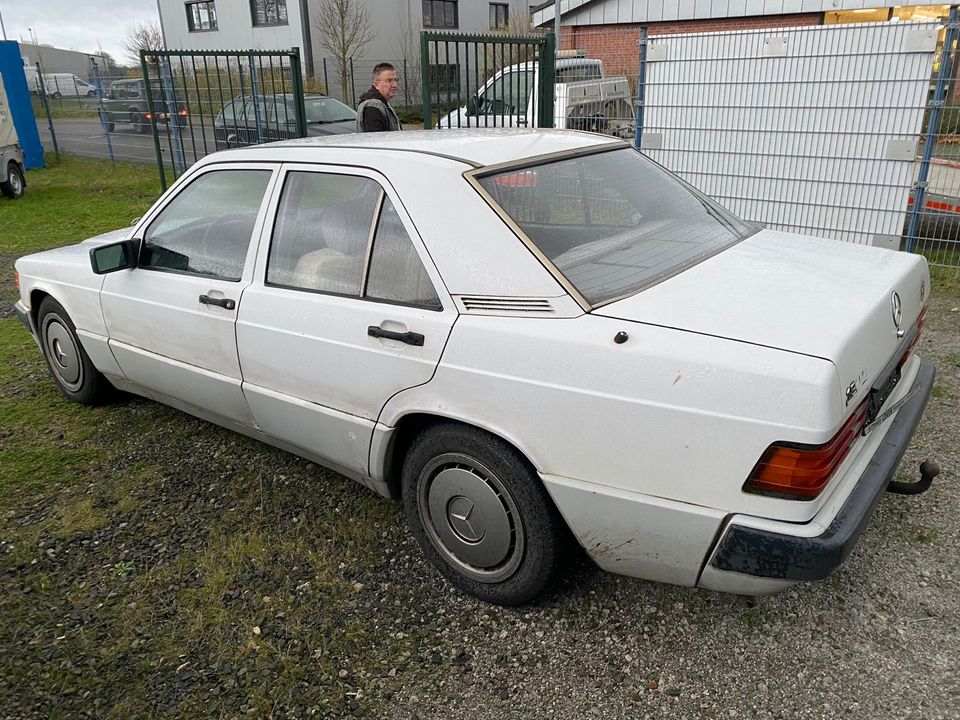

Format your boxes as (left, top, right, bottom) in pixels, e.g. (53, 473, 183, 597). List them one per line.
(368, 325, 424, 346)
(199, 294, 236, 310)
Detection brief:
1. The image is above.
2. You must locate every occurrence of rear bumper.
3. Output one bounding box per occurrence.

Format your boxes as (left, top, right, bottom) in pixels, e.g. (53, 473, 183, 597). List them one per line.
(704, 357, 935, 585)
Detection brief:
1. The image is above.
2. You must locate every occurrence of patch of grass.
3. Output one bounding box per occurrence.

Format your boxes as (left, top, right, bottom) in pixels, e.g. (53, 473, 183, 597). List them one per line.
(930, 265, 960, 301)
(931, 384, 949, 399)
(0, 154, 160, 258)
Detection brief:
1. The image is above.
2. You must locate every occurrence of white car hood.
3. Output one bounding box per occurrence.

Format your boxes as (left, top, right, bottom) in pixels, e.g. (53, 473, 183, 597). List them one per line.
(593, 229, 929, 411)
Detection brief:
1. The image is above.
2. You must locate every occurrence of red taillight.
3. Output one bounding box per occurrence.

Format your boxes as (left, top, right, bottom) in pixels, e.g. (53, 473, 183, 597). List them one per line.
(745, 400, 869, 499)
(14, 269, 19, 291)
(144, 112, 154, 120)
(178, 109, 189, 116)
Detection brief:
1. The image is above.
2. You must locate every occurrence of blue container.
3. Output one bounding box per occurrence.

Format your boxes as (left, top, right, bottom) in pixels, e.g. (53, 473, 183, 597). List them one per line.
(0, 40, 45, 169)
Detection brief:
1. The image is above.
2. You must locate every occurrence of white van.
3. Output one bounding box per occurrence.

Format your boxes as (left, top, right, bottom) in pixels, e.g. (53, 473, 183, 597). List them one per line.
(42, 73, 97, 98)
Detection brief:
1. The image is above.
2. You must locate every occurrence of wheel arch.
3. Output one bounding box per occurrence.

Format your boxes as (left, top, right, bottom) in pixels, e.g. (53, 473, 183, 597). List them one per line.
(378, 411, 546, 503)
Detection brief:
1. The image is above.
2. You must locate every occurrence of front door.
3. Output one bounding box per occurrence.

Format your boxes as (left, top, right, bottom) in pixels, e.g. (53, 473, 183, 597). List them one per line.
(100, 164, 277, 425)
(236, 165, 458, 475)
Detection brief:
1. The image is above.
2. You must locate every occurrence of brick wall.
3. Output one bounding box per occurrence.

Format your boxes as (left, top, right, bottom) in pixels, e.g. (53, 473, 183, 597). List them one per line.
(559, 13, 823, 80)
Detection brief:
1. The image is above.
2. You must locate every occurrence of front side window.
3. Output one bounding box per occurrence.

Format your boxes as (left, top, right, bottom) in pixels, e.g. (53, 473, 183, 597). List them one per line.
(489, 2, 509, 29)
(422, 0, 458, 28)
(251, 0, 287, 26)
(477, 148, 755, 305)
(186, 1, 218, 31)
(268, 172, 440, 308)
(141, 170, 271, 280)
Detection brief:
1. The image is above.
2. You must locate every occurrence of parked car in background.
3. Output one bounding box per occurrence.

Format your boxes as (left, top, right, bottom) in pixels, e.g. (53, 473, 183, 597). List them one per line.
(41, 73, 97, 98)
(13, 130, 937, 605)
(438, 53, 633, 136)
(214, 93, 356, 149)
(102, 78, 189, 134)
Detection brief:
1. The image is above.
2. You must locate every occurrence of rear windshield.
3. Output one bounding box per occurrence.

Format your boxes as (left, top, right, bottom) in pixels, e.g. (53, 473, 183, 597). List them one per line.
(477, 147, 755, 305)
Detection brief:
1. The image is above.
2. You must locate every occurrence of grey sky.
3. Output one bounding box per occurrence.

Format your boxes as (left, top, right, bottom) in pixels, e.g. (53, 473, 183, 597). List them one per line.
(0, 0, 159, 65)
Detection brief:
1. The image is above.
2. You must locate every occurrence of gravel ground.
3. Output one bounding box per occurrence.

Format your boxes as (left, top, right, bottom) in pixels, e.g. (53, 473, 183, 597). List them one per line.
(2, 295, 958, 720)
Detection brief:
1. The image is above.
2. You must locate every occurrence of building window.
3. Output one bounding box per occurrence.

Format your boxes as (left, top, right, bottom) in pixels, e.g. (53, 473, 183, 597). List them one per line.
(251, 0, 288, 26)
(422, 0, 458, 29)
(429, 63, 460, 94)
(489, 3, 509, 29)
(186, 1, 218, 31)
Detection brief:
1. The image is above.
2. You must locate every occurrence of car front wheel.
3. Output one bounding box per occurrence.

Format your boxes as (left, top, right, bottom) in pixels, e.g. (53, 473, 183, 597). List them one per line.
(402, 423, 567, 605)
(1, 162, 24, 199)
(38, 297, 112, 405)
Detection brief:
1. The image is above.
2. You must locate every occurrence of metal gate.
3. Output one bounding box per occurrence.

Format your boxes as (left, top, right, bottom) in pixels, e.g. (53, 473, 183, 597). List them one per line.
(134, 49, 307, 190)
(635, 21, 954, 265)
(421, 31, 555, 130)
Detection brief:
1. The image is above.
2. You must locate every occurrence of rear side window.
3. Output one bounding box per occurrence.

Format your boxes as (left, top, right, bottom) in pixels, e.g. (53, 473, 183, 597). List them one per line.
(267, 171, 440, 308)
(141, 170, 271, 280)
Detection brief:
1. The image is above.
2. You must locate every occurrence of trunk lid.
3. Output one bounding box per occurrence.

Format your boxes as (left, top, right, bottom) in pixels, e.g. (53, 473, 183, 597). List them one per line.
(593, 229, 930, 415)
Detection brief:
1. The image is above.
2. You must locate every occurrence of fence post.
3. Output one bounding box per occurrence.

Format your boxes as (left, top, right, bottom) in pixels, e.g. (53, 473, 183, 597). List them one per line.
(248, 54, 264, 144)
(290, 48, 308, 138)
(141, 51, 167, 191)
(403, 58, 409, 106)
(907, 5, 959, 252)
(88, 57, 115, 165)
(421, 33, 431, 129)
(322, 57, 329, 95)
(349, 56, 356, 106)
(537, 32, 556, 128)
(635, 26, 648, 151)
(35, 65, 59, 158)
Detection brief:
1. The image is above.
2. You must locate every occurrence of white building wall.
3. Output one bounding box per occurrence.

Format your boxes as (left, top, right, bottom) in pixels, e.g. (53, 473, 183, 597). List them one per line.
(158, 0, 305, 54)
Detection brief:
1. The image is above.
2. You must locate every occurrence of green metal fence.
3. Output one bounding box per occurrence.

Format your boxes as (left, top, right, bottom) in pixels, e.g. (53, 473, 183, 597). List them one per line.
(420, 31, 555, 131)
(138, 49, 307, 190)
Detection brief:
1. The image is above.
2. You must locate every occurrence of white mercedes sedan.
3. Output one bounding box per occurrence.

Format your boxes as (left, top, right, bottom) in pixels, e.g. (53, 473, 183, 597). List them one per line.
(14, 130, 937, 604)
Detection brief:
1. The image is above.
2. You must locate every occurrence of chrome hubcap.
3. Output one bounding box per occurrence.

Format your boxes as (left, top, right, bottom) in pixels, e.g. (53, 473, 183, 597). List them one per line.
(10, 172, 21, 194)
(43, 316, 82, 390)
(418, 453, 524, 583)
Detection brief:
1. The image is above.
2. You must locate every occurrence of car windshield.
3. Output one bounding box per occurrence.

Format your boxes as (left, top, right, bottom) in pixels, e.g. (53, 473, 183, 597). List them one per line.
(477, 147, 756, 306)
(303, 97, 356, 123)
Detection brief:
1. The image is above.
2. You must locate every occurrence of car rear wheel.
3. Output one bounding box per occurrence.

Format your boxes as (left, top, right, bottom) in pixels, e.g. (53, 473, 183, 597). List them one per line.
(1, 162, 24, 199)
(37, 297, 112, 405)
(401, 423, 567, 605)
(131, 111, 149, 134)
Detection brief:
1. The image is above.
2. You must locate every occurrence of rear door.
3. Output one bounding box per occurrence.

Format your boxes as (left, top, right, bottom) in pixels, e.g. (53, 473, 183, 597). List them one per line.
(236, 164, 458, 475)
(100, 164, 278, 425)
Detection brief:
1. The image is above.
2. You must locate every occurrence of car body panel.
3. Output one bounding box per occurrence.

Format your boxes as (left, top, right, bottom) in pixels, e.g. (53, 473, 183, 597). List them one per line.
(594, 229, 929, 414)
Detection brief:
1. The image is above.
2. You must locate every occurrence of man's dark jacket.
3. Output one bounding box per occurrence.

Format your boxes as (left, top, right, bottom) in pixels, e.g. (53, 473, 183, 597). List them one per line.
(356, 87, 401, 132)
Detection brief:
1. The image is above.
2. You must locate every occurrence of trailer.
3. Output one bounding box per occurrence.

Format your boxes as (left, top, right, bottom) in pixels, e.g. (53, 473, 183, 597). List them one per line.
(0, 71, 26, 198)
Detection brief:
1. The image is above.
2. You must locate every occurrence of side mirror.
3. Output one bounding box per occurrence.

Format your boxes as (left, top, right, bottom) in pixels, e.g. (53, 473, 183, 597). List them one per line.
(466, 96, 479, 116)
(90, 239, 139, 274)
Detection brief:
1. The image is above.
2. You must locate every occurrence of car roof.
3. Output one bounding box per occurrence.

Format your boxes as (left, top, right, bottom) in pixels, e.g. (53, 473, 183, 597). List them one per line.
(218, 128, 625, 169)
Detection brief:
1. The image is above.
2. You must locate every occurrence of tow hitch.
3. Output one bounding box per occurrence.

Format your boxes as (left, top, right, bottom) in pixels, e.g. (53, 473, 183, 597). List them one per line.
(887, 460, 940, 495)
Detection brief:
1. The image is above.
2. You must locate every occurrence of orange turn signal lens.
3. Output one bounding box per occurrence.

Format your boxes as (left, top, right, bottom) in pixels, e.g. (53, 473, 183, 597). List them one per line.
(745, 400, 869, 499)
(178, 109, 189, 116)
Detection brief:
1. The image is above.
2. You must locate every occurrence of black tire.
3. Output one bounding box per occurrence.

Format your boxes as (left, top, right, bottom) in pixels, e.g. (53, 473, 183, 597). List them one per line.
(131, 111, 149, 134)
(1, 162, 24, 199)
(401, 422, 567, 605)
(37, 297, 112, 405)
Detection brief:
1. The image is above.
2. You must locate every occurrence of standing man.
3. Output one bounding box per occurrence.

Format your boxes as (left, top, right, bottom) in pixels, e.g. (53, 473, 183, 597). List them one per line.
(356, 63, 402, 132)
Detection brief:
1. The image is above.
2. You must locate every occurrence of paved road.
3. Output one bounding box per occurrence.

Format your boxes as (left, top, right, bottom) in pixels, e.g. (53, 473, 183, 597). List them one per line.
(36, 118, 218, 166)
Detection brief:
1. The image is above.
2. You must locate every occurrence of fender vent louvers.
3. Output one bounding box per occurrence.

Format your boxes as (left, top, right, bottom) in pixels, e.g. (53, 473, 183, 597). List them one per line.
(457, 296, 556, 316)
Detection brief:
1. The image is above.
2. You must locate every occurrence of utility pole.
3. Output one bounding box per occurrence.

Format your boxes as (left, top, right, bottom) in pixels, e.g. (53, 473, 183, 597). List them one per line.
(554, 0, 561, 46)
(0, 8, 8, 41)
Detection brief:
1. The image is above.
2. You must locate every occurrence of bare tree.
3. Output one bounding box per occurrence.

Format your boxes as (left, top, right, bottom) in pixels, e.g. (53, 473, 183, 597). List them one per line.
(124, 21, 163, 66)
(314, 0, 374, 105)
